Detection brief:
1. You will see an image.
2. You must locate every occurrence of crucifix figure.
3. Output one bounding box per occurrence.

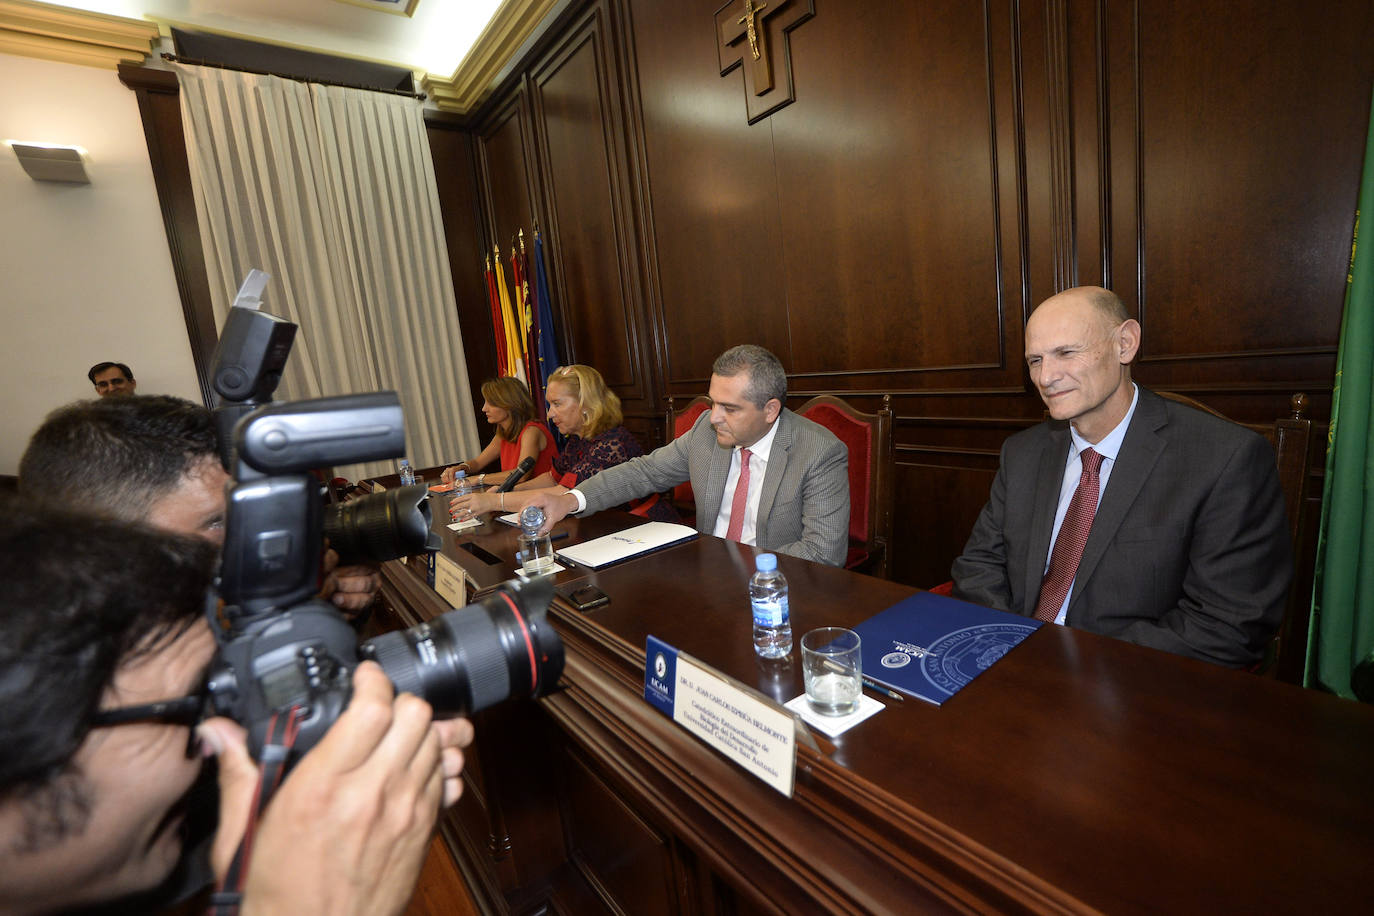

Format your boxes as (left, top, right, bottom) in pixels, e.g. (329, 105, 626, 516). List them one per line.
(714, 0, 814, 123)
(718, 0, 781, 95)
(739, 0, 767, 61)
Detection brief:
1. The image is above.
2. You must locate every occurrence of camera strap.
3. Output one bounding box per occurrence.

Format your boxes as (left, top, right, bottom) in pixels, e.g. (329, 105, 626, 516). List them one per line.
(208, 706, 306, 916)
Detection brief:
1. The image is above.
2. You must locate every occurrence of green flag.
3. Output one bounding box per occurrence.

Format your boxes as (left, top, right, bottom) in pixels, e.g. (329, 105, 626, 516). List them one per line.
(1305, 89, 1374, 699)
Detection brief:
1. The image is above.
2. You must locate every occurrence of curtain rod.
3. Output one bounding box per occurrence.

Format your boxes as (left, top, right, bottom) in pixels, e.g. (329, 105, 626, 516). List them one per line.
(161, 52, 426, 101)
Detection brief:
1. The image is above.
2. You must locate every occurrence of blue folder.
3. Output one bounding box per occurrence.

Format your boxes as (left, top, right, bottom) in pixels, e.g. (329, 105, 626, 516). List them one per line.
(852, 591, 1042, 705)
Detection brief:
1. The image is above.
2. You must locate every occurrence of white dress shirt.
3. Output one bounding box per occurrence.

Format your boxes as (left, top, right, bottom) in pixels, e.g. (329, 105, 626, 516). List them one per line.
(711, 418, 780, 546)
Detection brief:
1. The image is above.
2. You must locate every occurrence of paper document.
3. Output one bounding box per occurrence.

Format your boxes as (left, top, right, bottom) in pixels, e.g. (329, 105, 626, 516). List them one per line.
(556, 522, 697, 569)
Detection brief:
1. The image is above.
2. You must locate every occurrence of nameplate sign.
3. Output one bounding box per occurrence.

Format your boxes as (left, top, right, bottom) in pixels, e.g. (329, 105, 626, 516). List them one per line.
(644, 636, 795, 796)
(433, 552, 466, 609)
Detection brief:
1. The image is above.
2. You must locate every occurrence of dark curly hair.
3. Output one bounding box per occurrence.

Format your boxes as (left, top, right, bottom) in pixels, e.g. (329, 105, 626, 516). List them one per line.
(19, 395, 218, 522)
(0, 497, 215, 851)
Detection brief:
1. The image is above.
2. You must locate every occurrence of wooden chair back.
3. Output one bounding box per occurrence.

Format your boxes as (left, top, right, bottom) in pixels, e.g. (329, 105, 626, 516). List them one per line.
(664, 396, 711, 516)
(795, 394, 894, 577)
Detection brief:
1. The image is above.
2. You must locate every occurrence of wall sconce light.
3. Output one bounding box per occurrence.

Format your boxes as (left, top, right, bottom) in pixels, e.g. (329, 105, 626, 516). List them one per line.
(4, 140, 91, 184)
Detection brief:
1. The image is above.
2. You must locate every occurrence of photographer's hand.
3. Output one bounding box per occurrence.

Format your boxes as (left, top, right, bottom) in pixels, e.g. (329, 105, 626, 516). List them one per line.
(320, 548, 381, 615)
(198, 662, 475, 916)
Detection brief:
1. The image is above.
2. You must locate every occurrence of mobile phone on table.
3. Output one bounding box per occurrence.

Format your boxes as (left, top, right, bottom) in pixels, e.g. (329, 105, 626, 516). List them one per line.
(556, 583, 610, 611)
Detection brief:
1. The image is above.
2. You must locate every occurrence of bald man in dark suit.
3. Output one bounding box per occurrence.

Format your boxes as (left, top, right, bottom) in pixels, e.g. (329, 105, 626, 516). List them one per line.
(952, 287, 1291, 667)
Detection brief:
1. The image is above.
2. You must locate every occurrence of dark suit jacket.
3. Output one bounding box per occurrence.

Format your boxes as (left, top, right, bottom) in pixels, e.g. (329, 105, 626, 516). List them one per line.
(578, 408, 850, 566)
(951, 387, 1291, 667)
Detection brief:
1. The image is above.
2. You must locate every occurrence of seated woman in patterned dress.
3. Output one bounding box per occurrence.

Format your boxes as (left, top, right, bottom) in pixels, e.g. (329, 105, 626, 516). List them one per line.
(449, 364, 673, 521)
(440, 377, 557, 488)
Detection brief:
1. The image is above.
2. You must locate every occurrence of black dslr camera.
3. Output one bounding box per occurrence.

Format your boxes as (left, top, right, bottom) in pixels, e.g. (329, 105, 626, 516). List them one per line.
(202, 282, 564, 765)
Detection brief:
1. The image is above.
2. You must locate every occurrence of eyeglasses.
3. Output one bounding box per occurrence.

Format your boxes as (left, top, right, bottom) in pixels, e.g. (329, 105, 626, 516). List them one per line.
(90, 693, 208, 759)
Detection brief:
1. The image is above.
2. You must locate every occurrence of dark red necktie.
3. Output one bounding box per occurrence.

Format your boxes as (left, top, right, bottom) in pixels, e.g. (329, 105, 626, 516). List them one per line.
(1034, 447, 1104, 622)
(725, 448, 752, 543)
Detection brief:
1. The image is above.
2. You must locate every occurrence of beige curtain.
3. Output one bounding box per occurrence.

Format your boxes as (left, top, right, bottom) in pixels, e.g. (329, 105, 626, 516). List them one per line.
(175, 64, 479, 478)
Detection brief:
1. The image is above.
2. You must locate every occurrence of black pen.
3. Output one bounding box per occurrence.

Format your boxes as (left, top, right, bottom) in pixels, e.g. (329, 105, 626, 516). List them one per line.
(550, 531, 569, 543)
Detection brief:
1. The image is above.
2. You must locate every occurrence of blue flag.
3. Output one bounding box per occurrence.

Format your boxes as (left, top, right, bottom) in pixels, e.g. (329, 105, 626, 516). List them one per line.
(533, 229, 564, 442)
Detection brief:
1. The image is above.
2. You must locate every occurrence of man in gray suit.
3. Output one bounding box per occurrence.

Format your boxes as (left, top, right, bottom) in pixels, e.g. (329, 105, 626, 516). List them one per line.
(526, 345, 850, 566)
(952, 286, 1291, 667)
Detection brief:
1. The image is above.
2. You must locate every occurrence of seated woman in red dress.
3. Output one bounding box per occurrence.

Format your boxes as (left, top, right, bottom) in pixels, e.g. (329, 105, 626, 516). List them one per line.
(441, 377, 556, 488)
(449, 365, 673, 521)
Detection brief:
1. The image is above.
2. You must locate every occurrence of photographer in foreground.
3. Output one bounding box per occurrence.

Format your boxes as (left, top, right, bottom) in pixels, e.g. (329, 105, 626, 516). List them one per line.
(18, 394, 380, 614)
(0, 501, 472, 916)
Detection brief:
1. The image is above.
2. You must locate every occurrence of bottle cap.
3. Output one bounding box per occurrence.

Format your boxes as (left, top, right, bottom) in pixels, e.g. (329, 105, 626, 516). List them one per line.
(519, 504, 546, 535)
(754, 553, 777, 572)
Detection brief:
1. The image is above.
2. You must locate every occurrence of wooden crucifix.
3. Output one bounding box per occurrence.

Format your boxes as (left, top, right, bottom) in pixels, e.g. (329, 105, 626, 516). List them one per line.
(714, 0, 814, 124)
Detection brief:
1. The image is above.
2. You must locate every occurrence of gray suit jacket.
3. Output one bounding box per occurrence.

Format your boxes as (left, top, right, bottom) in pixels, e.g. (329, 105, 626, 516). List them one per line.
(578, 408, 850, 566)
(951, 387, 1291, 667)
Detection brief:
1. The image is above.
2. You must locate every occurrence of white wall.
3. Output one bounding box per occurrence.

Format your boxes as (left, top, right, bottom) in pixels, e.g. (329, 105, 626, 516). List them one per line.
(0, 51, 201, 475)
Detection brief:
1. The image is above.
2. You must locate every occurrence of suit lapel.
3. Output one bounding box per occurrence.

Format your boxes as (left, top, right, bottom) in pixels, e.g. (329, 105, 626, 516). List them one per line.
(699, 424, 733, 531)
(755, 410, 793, 544)
(1067, 390, 1167, 614)
(1025, 426, 1070, 610)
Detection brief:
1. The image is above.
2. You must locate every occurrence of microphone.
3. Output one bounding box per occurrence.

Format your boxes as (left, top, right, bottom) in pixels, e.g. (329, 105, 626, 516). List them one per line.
(495, 456, 536, 492)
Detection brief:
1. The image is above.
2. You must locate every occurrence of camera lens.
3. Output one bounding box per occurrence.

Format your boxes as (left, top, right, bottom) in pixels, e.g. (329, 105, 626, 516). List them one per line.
(324, 485, 436, 565)
(361, 575, 563, 717)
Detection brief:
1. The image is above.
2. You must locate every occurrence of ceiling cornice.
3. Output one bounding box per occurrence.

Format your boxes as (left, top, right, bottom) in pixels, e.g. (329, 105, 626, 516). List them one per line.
(423, 0, 559, 114)
(0, 0, 158, 69)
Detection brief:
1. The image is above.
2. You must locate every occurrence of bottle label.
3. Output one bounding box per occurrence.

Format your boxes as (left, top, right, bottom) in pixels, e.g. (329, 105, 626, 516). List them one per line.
(752, 597, 788, 627)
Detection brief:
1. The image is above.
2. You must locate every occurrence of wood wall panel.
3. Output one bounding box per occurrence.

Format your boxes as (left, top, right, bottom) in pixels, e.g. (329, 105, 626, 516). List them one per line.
(770, 1, 1014, 380)
(531, 6, 650, 403)
(478, 100, 537, 262)
(628, 0, 791, 387)
(894, 453, 1002, 590)
(558, 743, 677, 916)
(1101, 1, 1370, 365)
(426, 116, 495, 423)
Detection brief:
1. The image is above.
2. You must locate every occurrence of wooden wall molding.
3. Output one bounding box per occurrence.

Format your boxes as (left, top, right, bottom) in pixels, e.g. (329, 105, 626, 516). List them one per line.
(1043, 0, 1076, 289)
(0, 0, 157, 70)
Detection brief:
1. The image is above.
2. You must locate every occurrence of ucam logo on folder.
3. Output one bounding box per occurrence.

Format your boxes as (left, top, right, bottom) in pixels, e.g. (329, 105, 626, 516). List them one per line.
(852, 592, 1042, 705)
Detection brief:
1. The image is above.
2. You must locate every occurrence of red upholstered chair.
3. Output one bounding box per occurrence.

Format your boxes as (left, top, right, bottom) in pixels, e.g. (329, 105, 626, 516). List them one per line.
(796, 394, 894, 578)
(664, 395, 711, 522)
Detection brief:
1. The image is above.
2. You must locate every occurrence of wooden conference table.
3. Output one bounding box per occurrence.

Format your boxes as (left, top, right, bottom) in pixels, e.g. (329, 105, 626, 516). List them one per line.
(369, 479, 1374, 915)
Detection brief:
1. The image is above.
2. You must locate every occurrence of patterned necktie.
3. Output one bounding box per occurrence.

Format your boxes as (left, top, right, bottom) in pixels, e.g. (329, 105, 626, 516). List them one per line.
(1034, 447, 1104, 622)
(725, 447, 752, 543)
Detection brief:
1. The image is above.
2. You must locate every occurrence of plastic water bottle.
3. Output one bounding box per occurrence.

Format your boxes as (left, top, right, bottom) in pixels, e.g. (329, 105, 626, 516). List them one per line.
(451, 469, 469, 497)
(398, 459, 415, 486)
(517, 505, 555, 574)
(750, 553, 792, 658)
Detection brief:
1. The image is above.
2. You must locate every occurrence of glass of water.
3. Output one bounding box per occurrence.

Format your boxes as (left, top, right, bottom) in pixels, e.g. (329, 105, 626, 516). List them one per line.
(801, 627, 862, 716)
(518, 530, 556, 575)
